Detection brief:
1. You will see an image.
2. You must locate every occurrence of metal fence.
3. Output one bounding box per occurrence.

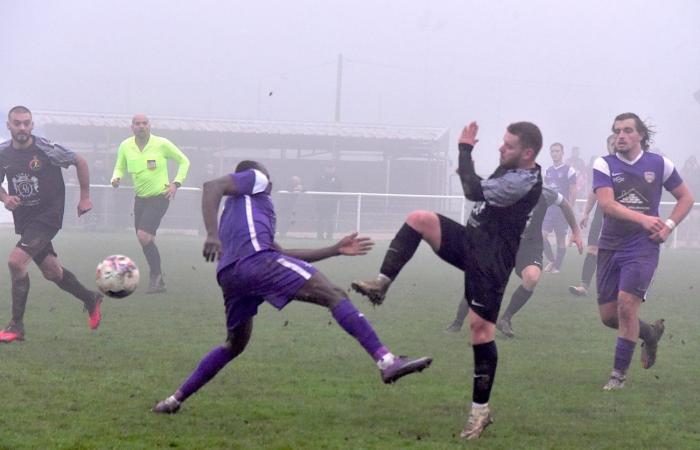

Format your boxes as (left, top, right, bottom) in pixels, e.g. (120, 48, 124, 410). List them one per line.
(59, 185, 699, 248)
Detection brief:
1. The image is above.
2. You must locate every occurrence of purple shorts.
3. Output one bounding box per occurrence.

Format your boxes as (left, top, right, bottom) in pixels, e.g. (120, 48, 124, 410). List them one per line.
(542, 207, 568, 235)
(596, 247, 659, 304)
(217, 250, 317, 330)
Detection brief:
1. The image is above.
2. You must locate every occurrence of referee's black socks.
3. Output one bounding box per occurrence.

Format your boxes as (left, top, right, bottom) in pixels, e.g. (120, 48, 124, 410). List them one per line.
(379, 223, 422, 280)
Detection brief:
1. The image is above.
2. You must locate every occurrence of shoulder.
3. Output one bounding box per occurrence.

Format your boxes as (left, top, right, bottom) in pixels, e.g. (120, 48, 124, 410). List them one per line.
(152, 135, 176, 147)
(592, 156, 611, 175)
(0, 139, 11, 153)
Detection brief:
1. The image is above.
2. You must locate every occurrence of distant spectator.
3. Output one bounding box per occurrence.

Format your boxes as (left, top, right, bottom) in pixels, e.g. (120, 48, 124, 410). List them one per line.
(314, 165, 342, 240)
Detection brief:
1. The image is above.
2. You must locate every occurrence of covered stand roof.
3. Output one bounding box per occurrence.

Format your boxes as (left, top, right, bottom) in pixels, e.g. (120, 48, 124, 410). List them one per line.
(34, 110, 449, 158)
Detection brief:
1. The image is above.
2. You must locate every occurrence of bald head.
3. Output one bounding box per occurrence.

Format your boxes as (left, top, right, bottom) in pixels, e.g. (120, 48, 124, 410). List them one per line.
(131, 114, 151, 141)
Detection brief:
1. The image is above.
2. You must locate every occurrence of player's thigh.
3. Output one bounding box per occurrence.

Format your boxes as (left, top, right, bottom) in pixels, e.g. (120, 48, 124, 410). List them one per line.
(12, 225, 58, 271)
(514, 242, 542, 278)
(435, 214, 468, 270)
(618, 248, 659, 301)
(596, 249, 620, 305)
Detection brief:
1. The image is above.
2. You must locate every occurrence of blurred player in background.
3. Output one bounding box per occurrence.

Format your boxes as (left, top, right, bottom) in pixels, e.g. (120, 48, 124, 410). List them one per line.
(0, 106, 102, 343)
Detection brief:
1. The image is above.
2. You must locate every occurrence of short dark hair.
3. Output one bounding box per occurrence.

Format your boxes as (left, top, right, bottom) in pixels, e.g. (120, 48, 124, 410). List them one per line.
(612, 112, 654, 151)
(550, 142, 564, 151)
(235, 160, 269, 178)
(8, 105, 32, 120)
(507, 122, 543, 156)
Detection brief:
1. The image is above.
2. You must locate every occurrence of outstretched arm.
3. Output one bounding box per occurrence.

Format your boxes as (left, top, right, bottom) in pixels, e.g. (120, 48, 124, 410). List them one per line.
(274, 232, 374, 263)
(74, 154, 92, 216)
(559, 198, 583, 254)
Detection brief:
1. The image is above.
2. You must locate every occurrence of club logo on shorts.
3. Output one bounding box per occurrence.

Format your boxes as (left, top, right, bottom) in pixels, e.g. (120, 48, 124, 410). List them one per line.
(147, 160, 157, 170)
(29, 156, 41, 171)
(644, 171, 655, 183)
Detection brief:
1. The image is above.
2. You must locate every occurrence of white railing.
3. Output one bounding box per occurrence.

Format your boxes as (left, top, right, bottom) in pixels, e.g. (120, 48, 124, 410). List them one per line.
(58, 184, 699, 248)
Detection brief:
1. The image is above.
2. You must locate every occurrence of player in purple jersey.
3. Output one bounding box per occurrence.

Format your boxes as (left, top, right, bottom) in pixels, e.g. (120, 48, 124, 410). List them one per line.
(152, 160, 432, 415)
(352, 121, 543, 440)
(593, 113, 694, 390)
(0, 106, 103, 343)
(569, 134, 616, 297)
(541, 143, 577, 273)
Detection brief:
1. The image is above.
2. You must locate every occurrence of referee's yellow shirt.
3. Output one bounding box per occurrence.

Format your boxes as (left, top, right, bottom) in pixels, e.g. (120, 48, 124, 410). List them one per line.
(112, 135, 190, 198)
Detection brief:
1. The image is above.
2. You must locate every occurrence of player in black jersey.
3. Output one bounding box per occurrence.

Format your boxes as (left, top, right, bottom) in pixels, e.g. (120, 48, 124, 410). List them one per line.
(0, 106, 103, 343)
(446, 186, 583, 336)
(352, 121, 542, 440)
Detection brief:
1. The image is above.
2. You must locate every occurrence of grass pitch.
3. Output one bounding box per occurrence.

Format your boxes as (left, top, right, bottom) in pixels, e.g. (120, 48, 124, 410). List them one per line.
(0, 230, 698, 449)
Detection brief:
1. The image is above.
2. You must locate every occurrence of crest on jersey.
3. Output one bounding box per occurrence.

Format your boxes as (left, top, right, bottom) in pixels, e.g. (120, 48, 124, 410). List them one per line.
(643, 171, 655, 183)
(147, 159, 157, 170)
(29, 156, 41, 171)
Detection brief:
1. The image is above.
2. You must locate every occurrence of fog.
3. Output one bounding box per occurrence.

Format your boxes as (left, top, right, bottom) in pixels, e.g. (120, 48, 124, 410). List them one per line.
(2, 0, 699, 172)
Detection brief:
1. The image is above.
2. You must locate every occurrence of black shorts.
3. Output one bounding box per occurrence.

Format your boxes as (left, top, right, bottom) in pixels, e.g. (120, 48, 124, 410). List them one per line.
(435, 214, 512, 324)
(514, 239, 543, 277)
(588, 205, 604, 246)
(16, 222, 59, 264)
(134, 195, 170, 235)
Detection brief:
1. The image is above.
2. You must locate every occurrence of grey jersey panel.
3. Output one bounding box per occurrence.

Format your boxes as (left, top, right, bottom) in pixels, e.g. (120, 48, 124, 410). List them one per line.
(34, 136, 76, 168)
(481, 169, 540, 208)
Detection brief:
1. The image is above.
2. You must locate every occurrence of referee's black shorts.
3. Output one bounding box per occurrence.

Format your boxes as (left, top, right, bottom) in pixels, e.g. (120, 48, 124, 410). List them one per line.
(134, 195, 170, 235)
(435, 214, 513, 324)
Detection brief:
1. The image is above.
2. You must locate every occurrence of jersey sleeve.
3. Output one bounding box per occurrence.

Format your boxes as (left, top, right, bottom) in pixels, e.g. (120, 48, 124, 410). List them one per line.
(568, 166, 577, 184)
(162, 138, 191, 184)
(35, 137, 76, 168)
(661, 156, 683, 191)
(481, 169, 539, 207)
(542, 186, 563, 207)
(231, 169, 270, 195)
(592, 157, 611, 192)
(112, 144, 127, 180)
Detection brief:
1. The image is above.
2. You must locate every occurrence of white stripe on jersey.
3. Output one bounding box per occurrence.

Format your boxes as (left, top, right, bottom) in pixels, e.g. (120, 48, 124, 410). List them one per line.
(661, 156, 675, 183)
(251, 169, 270, 194)
(244, 195, 261, 251)
(276, 257, 312, 280)
(592, 156, 610, 176)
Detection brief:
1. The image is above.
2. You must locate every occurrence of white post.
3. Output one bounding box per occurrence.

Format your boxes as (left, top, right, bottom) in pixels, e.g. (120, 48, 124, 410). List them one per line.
(460, 198, 466, 225)
(356, 194, 362, 232)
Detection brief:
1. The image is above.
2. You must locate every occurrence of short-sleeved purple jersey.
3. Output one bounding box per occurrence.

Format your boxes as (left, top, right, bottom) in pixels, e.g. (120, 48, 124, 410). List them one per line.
(592, 152, 683, 251)
(216, 169, 275, 274)
(544, 163, 576, 200)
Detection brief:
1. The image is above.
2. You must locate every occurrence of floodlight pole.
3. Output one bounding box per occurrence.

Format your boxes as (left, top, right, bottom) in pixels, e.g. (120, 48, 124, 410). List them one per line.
(335, 53, 343, 122)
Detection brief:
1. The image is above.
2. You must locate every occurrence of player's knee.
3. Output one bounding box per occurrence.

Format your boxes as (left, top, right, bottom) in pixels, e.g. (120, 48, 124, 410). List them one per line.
(7, 256, 28, 275)
(136, 230, 152, 246)
(601, 316, 618, 328)
(405, 210, 436, 233)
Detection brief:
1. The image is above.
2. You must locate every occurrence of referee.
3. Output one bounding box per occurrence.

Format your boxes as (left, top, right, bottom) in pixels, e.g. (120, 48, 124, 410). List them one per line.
(111, 114, 190, 294)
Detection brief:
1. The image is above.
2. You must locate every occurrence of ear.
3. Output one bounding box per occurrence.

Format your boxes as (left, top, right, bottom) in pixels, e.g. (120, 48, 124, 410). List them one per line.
(523, 147, 535, 161)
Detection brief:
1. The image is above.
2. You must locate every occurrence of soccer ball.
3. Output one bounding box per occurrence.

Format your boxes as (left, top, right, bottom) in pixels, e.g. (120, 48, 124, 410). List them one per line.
(96, 255, 140, 298)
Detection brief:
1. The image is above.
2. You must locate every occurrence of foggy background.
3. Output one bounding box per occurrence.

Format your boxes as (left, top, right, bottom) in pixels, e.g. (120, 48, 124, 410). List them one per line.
(2, 0, 699, 174)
